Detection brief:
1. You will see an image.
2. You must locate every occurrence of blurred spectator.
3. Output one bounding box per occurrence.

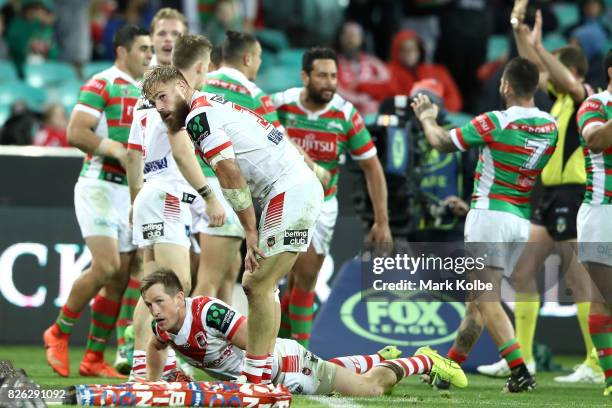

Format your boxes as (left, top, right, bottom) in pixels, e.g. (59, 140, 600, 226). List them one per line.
(387, 30, 462, 112)
(1, 0, 19, 32)
(90, 0, 114, 60)
(400, 0, 447, 63)
(335, 21, 393, 116)
(564, 0, 610, 38)
(202, 0, 243, 46)
(435, 0, 493, 113)
(32, 103, 68, 147)
(0, 14, 9, 60)
(0, 101, 39, 145)
(54, 0, 92, 77)
(102, 0, 153, 60)
(345, 0, 401, 60)
(6, 0, 58, 76)
(193, 0, 257, 36)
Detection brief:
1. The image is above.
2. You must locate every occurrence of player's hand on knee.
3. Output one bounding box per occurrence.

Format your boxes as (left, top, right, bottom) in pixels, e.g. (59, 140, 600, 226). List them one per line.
(205, 195, 226, 227)
(244, 230, 265, 273)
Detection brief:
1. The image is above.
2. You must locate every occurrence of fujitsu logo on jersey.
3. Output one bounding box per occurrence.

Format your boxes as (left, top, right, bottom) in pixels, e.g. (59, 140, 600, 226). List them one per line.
(293, 133, 336, 155)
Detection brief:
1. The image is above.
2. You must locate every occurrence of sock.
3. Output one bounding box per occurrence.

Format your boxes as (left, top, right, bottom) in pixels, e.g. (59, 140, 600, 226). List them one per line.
(288, 287, 315, 347)
(447, 346, 467, 365)
(241, 354, 267, 383)
(261, 353, 274, 384)
(54, 304, 81, 336)
(116, 278, 140, 347)
(377, 355, 433, 383)
(131, 349, 178, 380)
(514, 293, 540, 363)
(576, 302, 598, 368)
(278, 291, 291, 339)
(85, 295, 121, 358)
(498, 339, 525, 373)
(328, 353, 384, 374)
(589, 314, 612, 387)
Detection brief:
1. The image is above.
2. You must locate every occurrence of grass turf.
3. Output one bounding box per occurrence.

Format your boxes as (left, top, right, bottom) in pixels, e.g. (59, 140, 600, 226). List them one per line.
(0, 346, 607, 407)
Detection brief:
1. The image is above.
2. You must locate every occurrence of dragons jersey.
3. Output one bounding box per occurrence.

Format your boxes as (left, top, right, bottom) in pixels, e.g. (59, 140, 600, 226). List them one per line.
(204, 67, 281, 128)
(450, 106, 558, 219)
(271, 88, 376, 200)
(185, 91, 310, 201)
(152, 297, 248, 380)
(577, 90, 612, 204)
(127, 100, 196, 194)
(74, 66, 141, 184)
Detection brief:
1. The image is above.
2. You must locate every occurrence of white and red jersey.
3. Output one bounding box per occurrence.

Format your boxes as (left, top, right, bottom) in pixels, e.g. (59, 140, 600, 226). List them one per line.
(184, 91, 311, 202)
(127, 100, 196, 196)
(152, 297, 248, 380)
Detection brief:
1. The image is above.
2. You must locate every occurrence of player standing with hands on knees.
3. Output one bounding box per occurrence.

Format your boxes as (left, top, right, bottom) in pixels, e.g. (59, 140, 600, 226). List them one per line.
(142, 34, 324, 384)
(411, 57, 558, 392)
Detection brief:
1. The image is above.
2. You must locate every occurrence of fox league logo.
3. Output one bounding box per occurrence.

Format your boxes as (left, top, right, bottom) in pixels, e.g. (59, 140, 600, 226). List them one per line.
(142, 222, 164, 239)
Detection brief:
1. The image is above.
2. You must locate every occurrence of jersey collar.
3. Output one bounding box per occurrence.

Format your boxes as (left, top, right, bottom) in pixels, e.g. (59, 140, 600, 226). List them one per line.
(110, 65, 141, 87)
(171, 297, 193, 345)
(213, 66, 250, 85)
(296, 87, 334, 120)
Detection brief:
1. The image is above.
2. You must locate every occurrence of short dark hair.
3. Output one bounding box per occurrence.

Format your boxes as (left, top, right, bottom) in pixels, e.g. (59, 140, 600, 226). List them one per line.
(113, 24, 149, 55)
(222, 30, 258, 65)
(142, 65, 187, 102)
(605, 49, 612, 80)
(210, 45, 224, 68)
(302, 47, 337, 74)
(140, 269, 184, 296)
(172, 34, 213, 70)
(502, 57, 540, 99)
(555, 45, 588, 78)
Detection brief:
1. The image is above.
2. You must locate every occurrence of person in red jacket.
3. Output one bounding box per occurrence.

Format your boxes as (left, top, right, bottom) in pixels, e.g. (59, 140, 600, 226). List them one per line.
(387, 29, 463, 112)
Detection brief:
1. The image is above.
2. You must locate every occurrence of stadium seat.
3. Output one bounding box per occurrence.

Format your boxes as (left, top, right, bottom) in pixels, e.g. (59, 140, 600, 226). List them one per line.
(83, 61, 114, 80)
(255, 29, 289, 52)
(255, 66, 302, 94)
(543, 33, 567, 52)
(487, 35, 509, 62)
(278, 48, 307, 69)
(552, 3, 579, 30)
(24, 61, 78, 88)
(46, 80, 82, 113)
(0, 61, 18, 83)
(0, 82, 47, 112)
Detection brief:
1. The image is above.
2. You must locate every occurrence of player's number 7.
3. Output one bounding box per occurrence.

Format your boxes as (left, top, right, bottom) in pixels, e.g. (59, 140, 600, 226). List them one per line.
(522, 139, 549, 170)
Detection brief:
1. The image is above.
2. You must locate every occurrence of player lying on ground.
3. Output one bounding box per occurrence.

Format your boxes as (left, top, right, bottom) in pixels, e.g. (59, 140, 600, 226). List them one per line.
(141, 269, 467, 396)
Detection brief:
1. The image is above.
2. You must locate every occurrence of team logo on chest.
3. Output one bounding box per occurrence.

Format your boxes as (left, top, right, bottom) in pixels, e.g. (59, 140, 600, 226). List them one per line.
(194, 331, 207, 349)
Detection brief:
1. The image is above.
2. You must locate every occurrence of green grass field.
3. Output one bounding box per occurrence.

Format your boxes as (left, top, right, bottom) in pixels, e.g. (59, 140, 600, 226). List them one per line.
(0, 346, 607, 407)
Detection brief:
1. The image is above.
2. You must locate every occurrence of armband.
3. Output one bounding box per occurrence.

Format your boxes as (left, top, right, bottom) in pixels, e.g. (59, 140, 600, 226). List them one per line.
(221, 186, 253, 212)
(209, 146, 236, 169)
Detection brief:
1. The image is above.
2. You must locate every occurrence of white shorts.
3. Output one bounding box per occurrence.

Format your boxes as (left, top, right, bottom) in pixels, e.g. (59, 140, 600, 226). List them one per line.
(74, 178, 135, 253)
(464, 209, 530, 271)
(259, 178, 324, 258)
(577, 203, 612, 267)
(133, 184, 194, 248)
(273, 338, 336, 395)
(311, 197, 338, 255)
(190, 177, 245, 239)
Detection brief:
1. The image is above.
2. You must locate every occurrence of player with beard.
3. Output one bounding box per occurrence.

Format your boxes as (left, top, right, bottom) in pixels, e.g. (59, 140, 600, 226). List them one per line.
(142, 269, 468, 396)
(142, 34, 324, 384)
(271, 47, 391, 347)
(411, 57, 558, 392)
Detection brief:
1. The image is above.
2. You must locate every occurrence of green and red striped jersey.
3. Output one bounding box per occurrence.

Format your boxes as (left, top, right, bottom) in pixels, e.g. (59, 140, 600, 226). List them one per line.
(577, 90, 612, 204)
(204, 66, 281, 128)
(450, 106, 558, 219)
(271, 88, 376, 200)
(74, 66, 141, 184)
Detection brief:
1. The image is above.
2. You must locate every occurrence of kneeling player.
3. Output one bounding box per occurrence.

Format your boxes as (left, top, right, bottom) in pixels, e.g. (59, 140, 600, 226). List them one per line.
(141, 269, 467, 396)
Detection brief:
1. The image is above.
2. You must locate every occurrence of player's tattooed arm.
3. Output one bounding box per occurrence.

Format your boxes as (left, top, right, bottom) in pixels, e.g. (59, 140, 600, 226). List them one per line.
(411, 94, 458, 153)
(146, 337, 168, 381)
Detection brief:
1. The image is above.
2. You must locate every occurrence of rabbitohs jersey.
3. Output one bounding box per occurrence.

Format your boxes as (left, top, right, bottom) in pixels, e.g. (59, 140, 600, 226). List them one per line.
(127, 100, 196, 196)
(184, 91, 310, 201)
(152, 297, 247, 380)
(450, 106, 558, 219)
(271, 88, 376, 200)
(577, 90, 612, 204)
(74, 66, 141, 184)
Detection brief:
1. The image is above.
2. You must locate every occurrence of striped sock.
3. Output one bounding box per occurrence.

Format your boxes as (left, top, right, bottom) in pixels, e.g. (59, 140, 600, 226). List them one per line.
(54, 304, 81, 335)
(514, 293, 540, 363)
(289, 287, 315, 347)
(447, 346, 467, 365)
(329, 353, 384, 374)
(377, 355, 433, 383)
(84, 295, 121, 358)
(116, 278, 140, 347)
(131, 349, 177, 380)
(498, 339, 525, 371)
(261, 353, 274, 384)
(589, 314, 612, 387)
(576, 303, 599, 368)
(278, 291, 291, 339)
(241, 354, 267, 384)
